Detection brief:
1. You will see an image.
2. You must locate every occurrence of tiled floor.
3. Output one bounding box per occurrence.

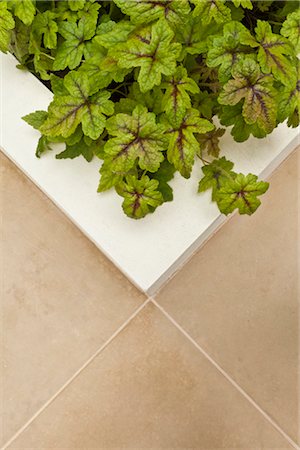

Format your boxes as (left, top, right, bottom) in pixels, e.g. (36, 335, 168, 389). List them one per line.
(0, 148, 299, 449)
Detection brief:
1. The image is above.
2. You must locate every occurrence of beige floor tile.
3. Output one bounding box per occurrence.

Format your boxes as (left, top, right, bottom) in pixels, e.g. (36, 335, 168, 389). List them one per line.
(156, 149, 300, 443)
(6, 302, 295, 449)
(0, 152, 146, 445)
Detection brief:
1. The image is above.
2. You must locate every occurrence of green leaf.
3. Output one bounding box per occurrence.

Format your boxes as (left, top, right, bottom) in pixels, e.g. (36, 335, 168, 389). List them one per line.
(198, 157, 235, 201)
(104, 105, 167, 173)
(193, 91, 216, 120)
(287, 109, 300, 128)
(150, 159, 176, 202)
(219, 104, 267, 142)
(218, 59, 277, 133)
(77, 1, 101, 33)
(33, 50, 54, 80)
(240, 20, 294, 85)
(227, 2, 245, 22)
(197, 127, 226, 158)
(56, 138, 94, 162)
(50, 74, 69, 96)
(94, 20, 136, 49)
(176, 15, 220, 55)
(65, 125, 83, 145)
(161, 66, 200, 126)
(166, 108, 215, 178)
(36, 135, 52, 158)
(79, 46, 130, 92)
(114, 98, 138, 114)
(114, 20, 181, 93)
(129, 83, 164, 115)
(216, 173, 269, 215)
(98, 160, 127, 193)
(206, 21, 253, 82)
(255, 0, 273, 12)
(23, 110, 48, 130)
(40, 72, 114, 139)
(281, 9, 300, 53)
(232, 0, 252, 8)
(0, 2, 15, 53)
(191, 0, 231, 24)
(277, 62, 300, 127)
(13, 0, 35, 26)
(113, 0, 191, 27)
(275, 1, 299, 18)
(68, 0, 85, 12)
(99, 54, 131, 83)
(9, 19, 30, 63)
(30, 11, 58, 49)
(53, 17, 97, 70)
(116, 175, 164, 219)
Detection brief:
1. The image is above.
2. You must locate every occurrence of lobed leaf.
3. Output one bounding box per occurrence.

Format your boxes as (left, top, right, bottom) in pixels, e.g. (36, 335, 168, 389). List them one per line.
(161, 66, 200, 126)
(53, 15, 97, 71)
(191, 0, 231, 24)
(114, 20, 181, 93)
(197, 127, 226, 158)
(277, 61, 300, 127)
(56, 138, 94, 162)
(40, 72, 114, 139)
(218, 59, 277, 133)
(150, 159, 176, 202)
(232, 0, 252, 8)
(23, 110, 48, 130)
(176, 16, 220, 56)
(113, 0, 191, 27)
(13, 0, 35, 26)
(0, 2, 15, 53)
(198, 157, 235, 201)
(206, 21, 253, 82)
(216, 173, 269, 215)
(104, 105, 168, 173)
(30, 11, 58, 50)
(166, 108, 215, 178)
(219, 103, 267, 142)
(240, 20, 295, 85)
(68, 0, 85, 12)
(116, 175, 164, 219)
(281, 9, 300, 53)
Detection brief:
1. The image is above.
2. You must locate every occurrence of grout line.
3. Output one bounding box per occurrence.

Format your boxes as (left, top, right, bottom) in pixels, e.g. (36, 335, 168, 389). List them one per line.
(1, 298, 151, 450)
(150, 298, 300, 450)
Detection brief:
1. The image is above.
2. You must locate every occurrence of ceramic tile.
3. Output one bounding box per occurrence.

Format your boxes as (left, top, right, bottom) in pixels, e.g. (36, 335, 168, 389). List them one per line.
(156, 149, 300, 443)
(0, 153, 146, 445)
(7, 303, 295, 449)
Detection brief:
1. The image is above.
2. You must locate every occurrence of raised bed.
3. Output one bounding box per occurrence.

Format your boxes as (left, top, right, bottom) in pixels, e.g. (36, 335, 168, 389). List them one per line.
(1, 52, 299, 294)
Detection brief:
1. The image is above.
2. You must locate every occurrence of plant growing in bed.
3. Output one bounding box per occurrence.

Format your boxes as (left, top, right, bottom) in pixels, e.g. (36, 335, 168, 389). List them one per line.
(1, 0, 299, 218)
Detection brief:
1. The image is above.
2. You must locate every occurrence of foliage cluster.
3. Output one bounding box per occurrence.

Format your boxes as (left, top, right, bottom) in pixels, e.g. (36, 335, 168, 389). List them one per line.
(1, 0, 299, 218)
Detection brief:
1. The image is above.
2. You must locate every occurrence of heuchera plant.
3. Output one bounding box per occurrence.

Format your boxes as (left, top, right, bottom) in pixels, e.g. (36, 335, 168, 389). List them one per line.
(1, 0, 299, 219)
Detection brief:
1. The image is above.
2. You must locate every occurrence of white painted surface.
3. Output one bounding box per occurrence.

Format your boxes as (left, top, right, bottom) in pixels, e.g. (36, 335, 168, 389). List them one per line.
(1, 53, 299, 293)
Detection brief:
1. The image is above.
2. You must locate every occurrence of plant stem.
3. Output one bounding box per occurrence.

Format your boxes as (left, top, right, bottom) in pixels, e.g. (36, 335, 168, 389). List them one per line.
(110, 88, 127, 97)
(198, 82, 220, 88)
(40, 52, 55, 60)
(197, 154, 211, 165)
(268, 20, 283, 26)
(109, 1, 115, 17)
